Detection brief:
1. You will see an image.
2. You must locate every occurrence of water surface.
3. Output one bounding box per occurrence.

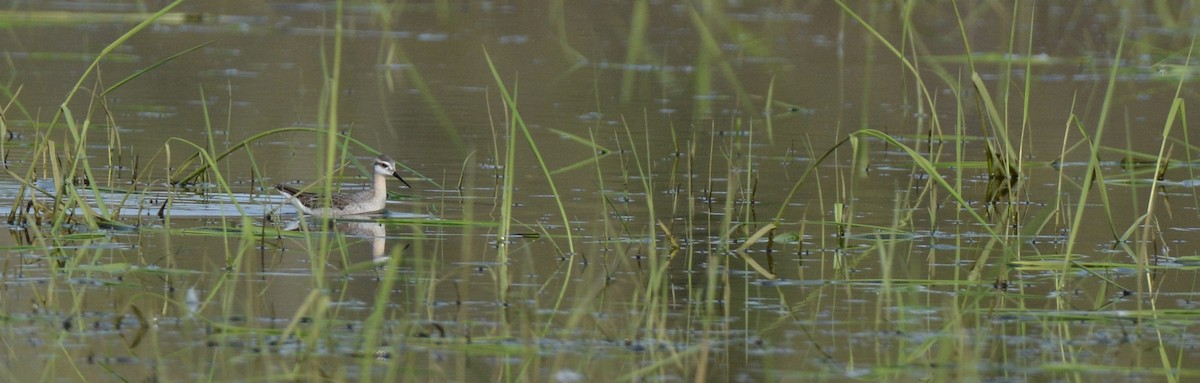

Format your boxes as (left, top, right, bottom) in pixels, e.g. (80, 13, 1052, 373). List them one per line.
(2, 1, 1199, 382)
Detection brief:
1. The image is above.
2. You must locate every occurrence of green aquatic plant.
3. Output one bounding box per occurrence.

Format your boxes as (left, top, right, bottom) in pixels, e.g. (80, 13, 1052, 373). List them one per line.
(4, 0, 187, 231)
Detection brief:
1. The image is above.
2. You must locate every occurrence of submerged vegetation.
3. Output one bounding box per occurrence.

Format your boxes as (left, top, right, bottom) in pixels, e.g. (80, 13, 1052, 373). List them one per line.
(1, 1, 1199, 381)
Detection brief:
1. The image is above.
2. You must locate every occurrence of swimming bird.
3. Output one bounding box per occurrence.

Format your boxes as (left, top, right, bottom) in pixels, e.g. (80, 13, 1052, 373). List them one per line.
(274, 155, 411, 217)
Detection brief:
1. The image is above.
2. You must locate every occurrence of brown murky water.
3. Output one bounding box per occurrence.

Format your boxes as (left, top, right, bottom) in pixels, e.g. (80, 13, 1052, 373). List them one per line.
(2, 1, 1199, 381)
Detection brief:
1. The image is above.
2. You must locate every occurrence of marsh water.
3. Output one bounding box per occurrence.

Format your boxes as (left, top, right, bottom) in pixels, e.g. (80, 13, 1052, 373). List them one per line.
(3, 1, 1200, 382)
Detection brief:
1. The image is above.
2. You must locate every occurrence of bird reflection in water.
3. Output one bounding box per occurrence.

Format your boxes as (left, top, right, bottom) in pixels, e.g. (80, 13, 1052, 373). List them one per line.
(278, 216, 390, 263)
(337, 219, 388, 263)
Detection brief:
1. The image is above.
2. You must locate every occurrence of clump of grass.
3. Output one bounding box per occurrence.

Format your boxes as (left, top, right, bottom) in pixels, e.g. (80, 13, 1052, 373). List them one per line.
(4, 0, 188, 232)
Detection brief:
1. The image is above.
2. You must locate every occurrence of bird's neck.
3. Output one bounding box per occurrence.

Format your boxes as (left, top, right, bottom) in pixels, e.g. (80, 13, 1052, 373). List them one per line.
(373, 174, 389, 201)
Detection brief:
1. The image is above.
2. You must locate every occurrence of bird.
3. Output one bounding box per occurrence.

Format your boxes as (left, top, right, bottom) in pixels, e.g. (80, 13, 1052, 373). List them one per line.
(274, 154, 411, 217)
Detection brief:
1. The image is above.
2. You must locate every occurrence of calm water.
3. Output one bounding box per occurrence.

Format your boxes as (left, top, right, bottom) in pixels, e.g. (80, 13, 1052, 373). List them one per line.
(2, 1, 1199, 382)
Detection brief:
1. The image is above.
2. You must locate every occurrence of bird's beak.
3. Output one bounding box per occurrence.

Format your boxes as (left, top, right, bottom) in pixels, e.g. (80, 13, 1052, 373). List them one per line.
(393, 172, 412, 188)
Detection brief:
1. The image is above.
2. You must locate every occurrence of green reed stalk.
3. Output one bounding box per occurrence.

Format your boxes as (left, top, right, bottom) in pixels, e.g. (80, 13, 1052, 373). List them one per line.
(950, 1, 1020, 181)
(170, 127, 431, 186)
(1058, 33, 1123, 290)
(619, 116, 676, 333)
(687, 5, 755, 114)
(619, 0, 649, 103)
(483, 47, 576, 257)
(834, 1, 943, 134)
(547, 0, 585, 66)
(390, 45, 462, 149)
(0, 93, 9, 164)
(743, 119, 757, 229)
(764, 76, 775, 143)
(48, 0, 184, 138)
(499, 119, 517, 314)
(1132, 39, 1193, 383)
(101, 41, 213, 98)
(369, 0, 460, 148)
(313, 1, 347, 286)
(1017, 4, 1035, 179)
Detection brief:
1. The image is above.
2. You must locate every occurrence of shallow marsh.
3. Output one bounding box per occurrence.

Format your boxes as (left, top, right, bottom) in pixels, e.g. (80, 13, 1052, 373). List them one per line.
(2, 1, 1200, 382)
